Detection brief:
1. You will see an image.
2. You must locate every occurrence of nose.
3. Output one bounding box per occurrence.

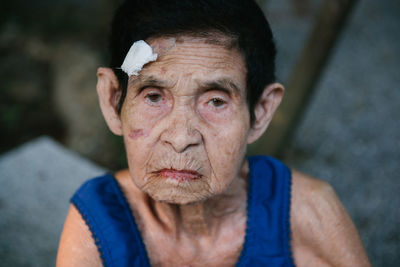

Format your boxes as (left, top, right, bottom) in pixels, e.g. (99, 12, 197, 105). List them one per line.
(160, 106, 202, 153)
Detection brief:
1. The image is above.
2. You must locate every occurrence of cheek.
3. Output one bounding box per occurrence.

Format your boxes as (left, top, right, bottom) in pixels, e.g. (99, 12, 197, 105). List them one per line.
(128, 128, 151, 140)
(201, 103, 250, 159)
(206, 119, 249, 187)
(198, 105, 234, 124)
(122, 100, 172, 140)
(215, 126, 248, 161)
(121, 99, 172, 184)
(128, 102, 170, 125)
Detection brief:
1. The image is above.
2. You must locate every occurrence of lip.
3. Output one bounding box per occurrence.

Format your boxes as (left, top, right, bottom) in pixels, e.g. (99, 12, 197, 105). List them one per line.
(158, 169, 201, 181)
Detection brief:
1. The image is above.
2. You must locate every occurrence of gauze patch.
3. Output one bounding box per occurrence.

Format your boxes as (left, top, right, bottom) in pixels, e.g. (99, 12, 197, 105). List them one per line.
(121, 40, 158, 76)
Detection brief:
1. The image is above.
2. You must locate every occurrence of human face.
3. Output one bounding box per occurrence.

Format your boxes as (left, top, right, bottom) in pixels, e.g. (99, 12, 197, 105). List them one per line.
(120, 36, 251, 204)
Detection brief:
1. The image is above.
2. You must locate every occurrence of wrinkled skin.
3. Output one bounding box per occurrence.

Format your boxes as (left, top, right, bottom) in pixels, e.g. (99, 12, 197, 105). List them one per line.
(120, 37, 252, 204)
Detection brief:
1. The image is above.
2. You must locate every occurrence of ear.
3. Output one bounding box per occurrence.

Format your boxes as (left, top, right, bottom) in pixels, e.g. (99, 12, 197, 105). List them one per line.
(96, 67, 123, 136)
(247, 83, 284, 144)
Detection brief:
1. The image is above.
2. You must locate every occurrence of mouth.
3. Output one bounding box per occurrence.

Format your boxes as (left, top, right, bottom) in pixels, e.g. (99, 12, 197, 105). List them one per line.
(157, 168, 202, 182)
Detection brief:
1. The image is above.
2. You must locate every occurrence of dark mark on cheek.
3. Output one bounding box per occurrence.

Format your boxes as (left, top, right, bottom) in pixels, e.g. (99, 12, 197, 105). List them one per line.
(129, 129, 149, 140)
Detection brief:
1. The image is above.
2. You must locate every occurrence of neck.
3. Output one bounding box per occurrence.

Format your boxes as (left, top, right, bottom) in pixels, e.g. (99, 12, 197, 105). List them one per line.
(150, 161, 249, 238)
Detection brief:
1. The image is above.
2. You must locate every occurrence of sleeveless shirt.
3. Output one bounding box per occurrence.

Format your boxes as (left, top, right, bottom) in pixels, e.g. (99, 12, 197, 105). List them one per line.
(71, 155, 295, 267)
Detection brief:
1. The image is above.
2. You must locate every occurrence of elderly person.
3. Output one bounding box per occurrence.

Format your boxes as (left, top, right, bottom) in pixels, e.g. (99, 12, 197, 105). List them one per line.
(57, 0, 370, 266)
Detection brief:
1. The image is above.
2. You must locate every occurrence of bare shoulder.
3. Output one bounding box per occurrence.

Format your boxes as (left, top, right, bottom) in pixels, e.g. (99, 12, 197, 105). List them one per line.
(290, 170, 370, 267)
(56, 205, 103, 267)
(56, 171, 139, 267)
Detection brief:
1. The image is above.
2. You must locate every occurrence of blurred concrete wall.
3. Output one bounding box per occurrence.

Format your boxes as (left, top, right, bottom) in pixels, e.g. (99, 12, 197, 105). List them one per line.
(265, 0, 400, 266)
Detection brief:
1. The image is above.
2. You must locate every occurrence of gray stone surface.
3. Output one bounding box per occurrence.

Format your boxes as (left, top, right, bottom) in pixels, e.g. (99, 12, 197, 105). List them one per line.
(0, 137, 106, 267)
(264, 0, 400, 266)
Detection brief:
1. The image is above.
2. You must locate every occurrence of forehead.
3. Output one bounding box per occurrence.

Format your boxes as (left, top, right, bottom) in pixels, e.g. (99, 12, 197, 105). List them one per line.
(134, 36, 247, 90)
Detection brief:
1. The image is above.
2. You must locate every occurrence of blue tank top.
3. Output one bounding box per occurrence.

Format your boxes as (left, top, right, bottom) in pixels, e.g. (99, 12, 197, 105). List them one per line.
(71, 155, 295, 267)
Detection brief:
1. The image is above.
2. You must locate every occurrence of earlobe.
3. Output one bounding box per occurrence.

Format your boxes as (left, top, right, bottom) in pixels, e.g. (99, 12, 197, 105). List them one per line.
(247, 83, 284, 144)
(96, 67, 123, 136)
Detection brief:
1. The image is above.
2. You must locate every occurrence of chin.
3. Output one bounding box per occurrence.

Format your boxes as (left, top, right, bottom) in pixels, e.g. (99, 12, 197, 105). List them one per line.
(152, 194, 206, 205)
(142, 179, 215, 205)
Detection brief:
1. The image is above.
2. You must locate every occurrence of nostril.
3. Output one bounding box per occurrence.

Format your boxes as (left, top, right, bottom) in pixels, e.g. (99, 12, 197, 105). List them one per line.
(161, 123, 202, 153)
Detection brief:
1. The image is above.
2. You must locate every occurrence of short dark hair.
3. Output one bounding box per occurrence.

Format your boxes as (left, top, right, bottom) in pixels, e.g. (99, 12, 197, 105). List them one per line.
(109, 0, 276, 123)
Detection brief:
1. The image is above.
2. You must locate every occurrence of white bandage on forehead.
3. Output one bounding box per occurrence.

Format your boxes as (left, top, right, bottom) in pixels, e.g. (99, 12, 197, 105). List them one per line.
(121, 40, 158, 76)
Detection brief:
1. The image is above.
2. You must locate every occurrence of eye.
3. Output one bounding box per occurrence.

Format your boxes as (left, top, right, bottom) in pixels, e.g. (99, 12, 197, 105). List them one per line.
(145, 92, 163, 103)
(208, 97, 226, 108)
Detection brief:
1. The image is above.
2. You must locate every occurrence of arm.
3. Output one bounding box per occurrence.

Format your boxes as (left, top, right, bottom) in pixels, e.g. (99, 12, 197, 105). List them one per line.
(290, 170, 371, 267)
(56, 205, 103, 267)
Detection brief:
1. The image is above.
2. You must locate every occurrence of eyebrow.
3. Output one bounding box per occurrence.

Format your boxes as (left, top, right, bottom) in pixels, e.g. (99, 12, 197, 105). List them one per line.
(201, 78, 243, 96)
(128, 75, 168, 88)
